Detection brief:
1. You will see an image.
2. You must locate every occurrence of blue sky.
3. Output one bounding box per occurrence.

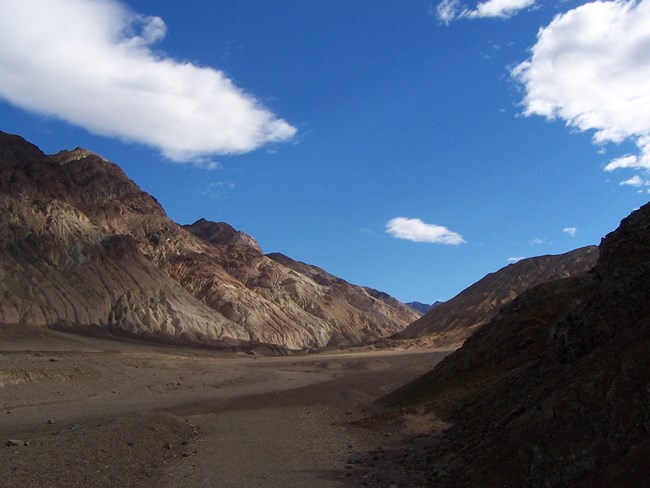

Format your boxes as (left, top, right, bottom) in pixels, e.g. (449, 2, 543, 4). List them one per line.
(1, 0, 649, 302)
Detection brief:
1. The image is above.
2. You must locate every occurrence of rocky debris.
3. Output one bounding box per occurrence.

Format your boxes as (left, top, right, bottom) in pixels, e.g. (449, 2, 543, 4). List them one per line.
(0, 412, 197, 487)
(394, 246, 598, 346)
(0, 131, 417, 350)
(6, 439, 28, 447)
(376, 203, 650, 486)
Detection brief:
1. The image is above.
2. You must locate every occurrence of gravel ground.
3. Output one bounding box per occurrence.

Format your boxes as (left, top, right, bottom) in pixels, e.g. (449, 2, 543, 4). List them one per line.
(1, 326, 451, 487)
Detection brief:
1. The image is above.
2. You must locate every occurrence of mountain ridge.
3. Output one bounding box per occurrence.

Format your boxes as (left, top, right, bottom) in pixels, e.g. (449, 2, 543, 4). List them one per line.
(405, 301, 441, 314)
(394, 246, 599, 346)
(0, 131, 418, 350)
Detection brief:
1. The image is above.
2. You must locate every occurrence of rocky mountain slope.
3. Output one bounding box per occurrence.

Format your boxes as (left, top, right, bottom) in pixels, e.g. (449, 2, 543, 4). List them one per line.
(376, 203, 650, 486)
(0, 131, 418, 350)
(394, 246, 599, 346)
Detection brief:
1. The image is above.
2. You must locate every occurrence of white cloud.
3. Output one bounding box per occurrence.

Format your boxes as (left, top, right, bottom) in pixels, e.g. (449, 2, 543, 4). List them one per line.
(433, 0, 534, 22)
(386, 217, 466, 245)
(513, 1, 650, 174)
(434, 0, 462, 23)
(0, 0, 296, 164)
(507, 256, 525, 263)
(562, 227, 577, 237)
(467, 0, 536, 19)
(620, 175, 650, 186)
(529, 237, 548, 245)
(603, 154, 649, 172)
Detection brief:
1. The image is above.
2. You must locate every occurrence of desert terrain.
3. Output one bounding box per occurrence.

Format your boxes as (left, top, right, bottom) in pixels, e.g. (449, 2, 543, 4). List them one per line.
(0, 325, 451, 487)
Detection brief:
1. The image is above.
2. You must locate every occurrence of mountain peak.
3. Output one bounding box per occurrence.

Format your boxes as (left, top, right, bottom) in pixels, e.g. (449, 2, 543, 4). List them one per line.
(0, 131, 46, 166)
(184, 219, 263, 254)
(51, 147, 108, 165)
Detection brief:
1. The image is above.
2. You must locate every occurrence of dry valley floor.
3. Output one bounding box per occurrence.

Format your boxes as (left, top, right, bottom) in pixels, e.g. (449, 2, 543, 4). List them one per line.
(0, 326, 451, 487)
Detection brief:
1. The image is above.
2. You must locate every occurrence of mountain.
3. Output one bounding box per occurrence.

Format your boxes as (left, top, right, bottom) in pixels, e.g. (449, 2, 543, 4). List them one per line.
(393, 246, 599, 346)
(405, 301, 442, 315)
(378, 203, 650, 486)
(0, 131, 418, 350)
(183, 219, 263, 253)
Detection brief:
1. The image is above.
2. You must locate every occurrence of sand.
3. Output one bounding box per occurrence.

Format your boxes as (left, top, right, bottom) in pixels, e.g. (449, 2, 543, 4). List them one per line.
(0, 326, 451, 487)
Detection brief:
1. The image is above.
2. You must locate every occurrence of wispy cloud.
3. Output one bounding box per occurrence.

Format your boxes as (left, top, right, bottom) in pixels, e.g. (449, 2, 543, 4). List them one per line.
(507, 256, 525, 263)
(529, 237, 548, 245)
(0, 0, 296, 164)
(467, 0, 535, 19)
(203, 181, 235, 199)
(513, 1, 650, 183)
(434, 0, 462, 24)
(604, 154, 649, 172)
(190, 158, 222, 171)
(433, 0, 535, 23)
(620, 175, 650, 187)
(562, 227, 577, 237)
(386, 217, 466, 245)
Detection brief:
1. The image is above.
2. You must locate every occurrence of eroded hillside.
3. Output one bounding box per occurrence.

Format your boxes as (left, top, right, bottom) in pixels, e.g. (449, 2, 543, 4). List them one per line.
(0, 131, 418, 350)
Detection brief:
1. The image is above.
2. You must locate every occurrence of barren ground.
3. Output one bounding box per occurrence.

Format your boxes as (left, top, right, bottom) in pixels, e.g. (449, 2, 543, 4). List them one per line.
(0, 326, 451, 487)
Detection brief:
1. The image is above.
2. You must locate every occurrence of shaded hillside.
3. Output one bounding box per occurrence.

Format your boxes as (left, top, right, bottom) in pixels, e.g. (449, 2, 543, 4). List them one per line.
(394, 246, 598, 346)
(0, 131, 418, 350)
(375, 203, 650, 487)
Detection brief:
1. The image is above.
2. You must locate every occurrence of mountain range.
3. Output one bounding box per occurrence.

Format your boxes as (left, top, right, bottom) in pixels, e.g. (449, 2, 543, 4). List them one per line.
(405, 301, 442, 315)
(0, 131, 419, 351)
(0, 130, 610, 359)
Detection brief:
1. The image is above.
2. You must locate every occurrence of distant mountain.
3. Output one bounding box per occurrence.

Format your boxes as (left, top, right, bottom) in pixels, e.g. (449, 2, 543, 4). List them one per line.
(405, 301, 442, 315)
(0, 131, 418, 350)
(394, 246, 598, 346)
(361, 286, 421, 317)
(380, 203, 650, 486)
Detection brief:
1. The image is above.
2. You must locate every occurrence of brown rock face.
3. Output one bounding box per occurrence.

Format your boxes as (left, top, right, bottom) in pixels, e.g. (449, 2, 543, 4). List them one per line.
(183, 219, 263, 254)
(0, 131, 418, 350)
(394, 246, 599, 346)
(381, 203, 650, 486)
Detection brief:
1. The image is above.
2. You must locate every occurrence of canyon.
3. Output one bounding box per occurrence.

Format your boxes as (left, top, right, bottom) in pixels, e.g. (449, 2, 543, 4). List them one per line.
(2, 130, 648, 486)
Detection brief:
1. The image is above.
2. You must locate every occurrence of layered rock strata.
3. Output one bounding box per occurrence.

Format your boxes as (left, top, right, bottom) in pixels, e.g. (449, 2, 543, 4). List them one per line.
(0, 131, 418, 350)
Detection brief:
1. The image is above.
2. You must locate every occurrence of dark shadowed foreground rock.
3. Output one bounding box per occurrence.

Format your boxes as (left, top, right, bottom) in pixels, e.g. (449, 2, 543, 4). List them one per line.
(394, 246, 598, 346)
(373, 203, 650, 487)
(0, 131, 418, 350)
